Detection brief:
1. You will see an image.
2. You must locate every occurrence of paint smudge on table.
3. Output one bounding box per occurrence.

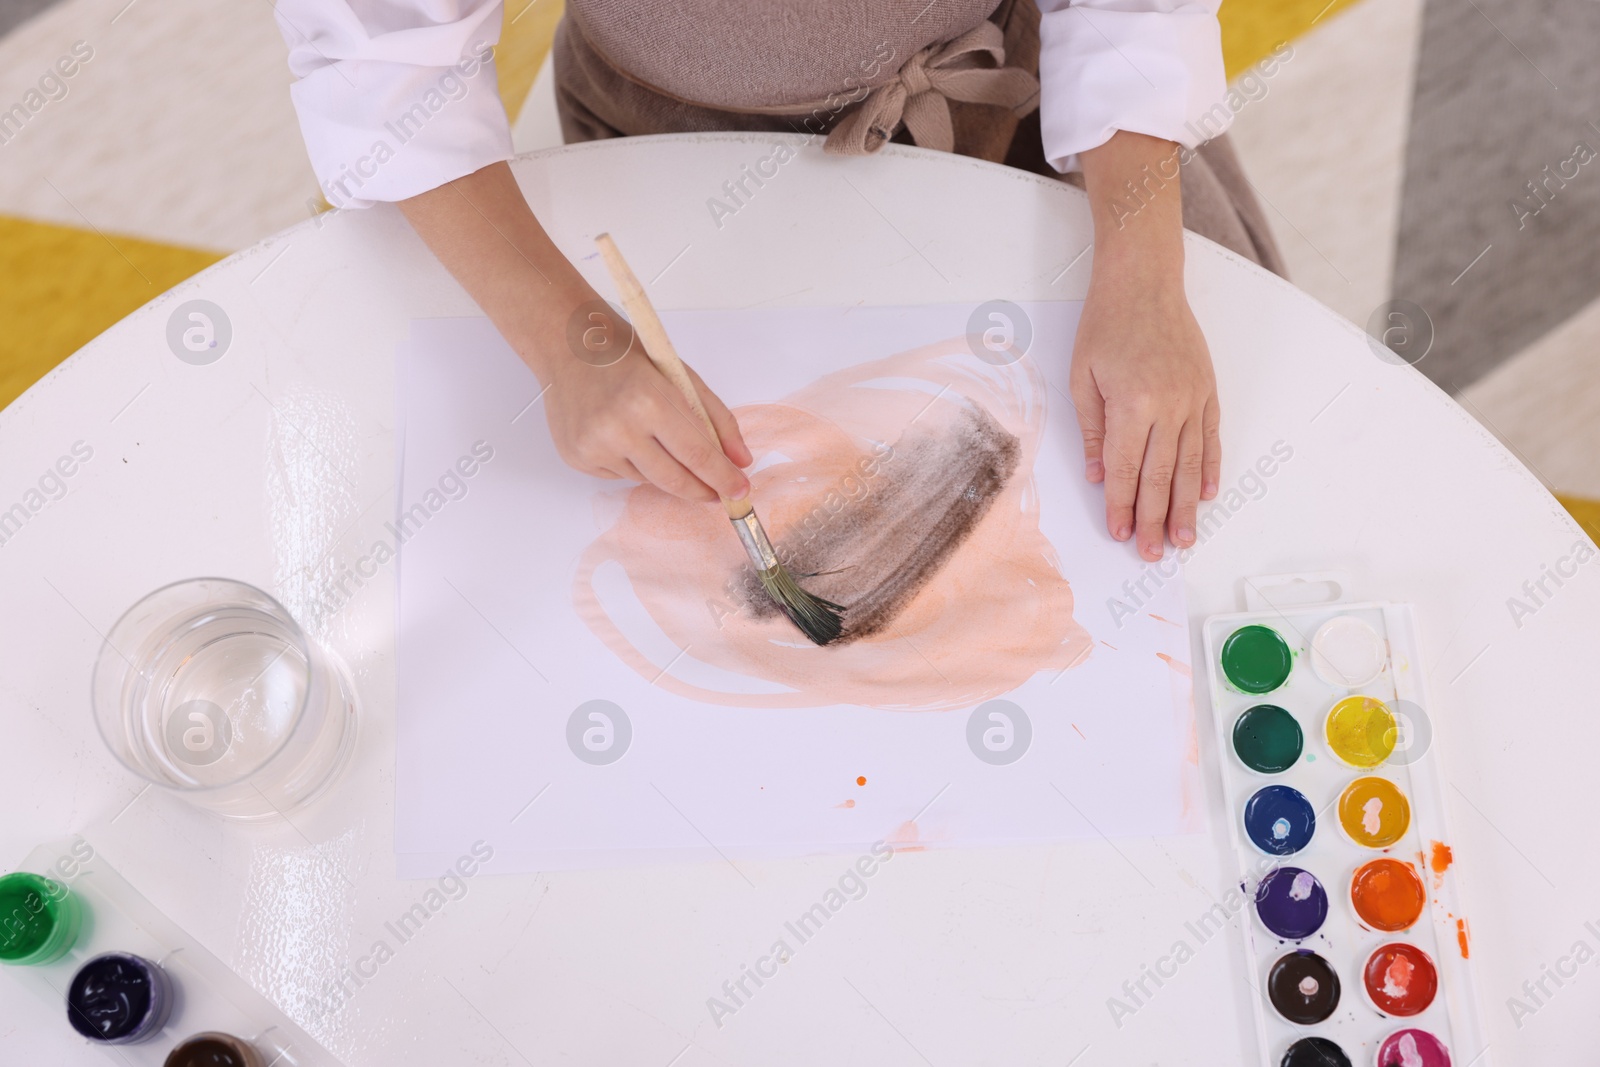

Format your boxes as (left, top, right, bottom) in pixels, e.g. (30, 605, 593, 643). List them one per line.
(888, 820, 924, 852)
(574, 338, 1093, 710)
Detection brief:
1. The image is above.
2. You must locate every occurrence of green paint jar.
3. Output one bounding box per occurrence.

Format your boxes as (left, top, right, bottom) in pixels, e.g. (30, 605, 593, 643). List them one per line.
(0, 871, 83, 965)
(1231, 704, 1303, 774)
(1220, 624, 1293, 694)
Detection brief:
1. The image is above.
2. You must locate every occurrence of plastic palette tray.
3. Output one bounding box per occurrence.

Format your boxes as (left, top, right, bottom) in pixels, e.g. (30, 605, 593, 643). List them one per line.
(3, 836, 339, 1065)
(1202, 580, 1487, 1067)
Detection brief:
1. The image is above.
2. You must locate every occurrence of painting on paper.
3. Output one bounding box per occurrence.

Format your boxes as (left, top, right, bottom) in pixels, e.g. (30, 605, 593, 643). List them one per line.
(392, 304, 1198, 876)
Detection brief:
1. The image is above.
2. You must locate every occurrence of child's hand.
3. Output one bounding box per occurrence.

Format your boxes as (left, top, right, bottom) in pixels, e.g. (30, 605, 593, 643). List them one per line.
(395, 163, 752, 504)
(542, 338, 753, 503)
(1070, 254, 1220, 562)
(1073, 131, 1221, 563)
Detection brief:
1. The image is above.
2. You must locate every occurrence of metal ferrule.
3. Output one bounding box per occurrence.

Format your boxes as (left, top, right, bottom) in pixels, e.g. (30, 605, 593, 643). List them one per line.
(730, 511, 780, 573)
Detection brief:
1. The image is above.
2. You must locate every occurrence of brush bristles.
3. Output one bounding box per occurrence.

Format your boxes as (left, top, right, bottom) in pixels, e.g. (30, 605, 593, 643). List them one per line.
(759, 564, 845, 646)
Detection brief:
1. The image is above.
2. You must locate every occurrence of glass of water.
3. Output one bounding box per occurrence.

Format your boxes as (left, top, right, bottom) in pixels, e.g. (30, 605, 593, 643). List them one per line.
(91, 578, 357, 819)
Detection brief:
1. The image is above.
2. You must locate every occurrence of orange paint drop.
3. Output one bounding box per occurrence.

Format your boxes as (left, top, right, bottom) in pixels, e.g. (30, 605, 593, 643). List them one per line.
(856, 776, 867, 787)
(1072, 723, 1086, 740)
(1430, 841, 1453, 874)
(836, 799, 856, 809)
(1456, 917, 1470, 958)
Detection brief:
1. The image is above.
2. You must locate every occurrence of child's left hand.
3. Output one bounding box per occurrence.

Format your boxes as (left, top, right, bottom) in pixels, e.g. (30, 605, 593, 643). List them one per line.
(1071, 265, 1220, 562)
(1071, 130, 1222, 563)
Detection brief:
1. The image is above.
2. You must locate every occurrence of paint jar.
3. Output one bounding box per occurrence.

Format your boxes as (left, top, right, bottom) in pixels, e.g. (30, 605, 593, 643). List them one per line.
(1219, 624, 1294, 694)
(0, 872, 83, 965)
(1310, 615, 1386, 687)
(1242, 784, 1316, 856)
(1336, 775, 1411, 849)
(1231, 704, 1303, 774)
(1265, 949, 1340, 1024)
(1375, 1027, 1451, 1067)
(1279, 1037, 1351, 1067)
(164, 1031, 266, 1067)
(67, 951, 172, 1044)
(1324, 695, 1397, 768)
(1362, 942, 1438, 1017)
(91, 578, 358, 819)
(1252, 866, 1328, 940)
(1349, 858, 1426, 932)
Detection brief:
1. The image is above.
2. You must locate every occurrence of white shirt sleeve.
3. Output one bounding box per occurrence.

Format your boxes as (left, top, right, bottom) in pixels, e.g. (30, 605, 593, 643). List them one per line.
(275, 0, 514, 209)
(1034, 0, 1229, 174)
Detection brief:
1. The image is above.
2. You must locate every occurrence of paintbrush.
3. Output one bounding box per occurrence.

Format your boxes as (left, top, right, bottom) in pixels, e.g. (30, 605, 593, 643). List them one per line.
(594, 233, 845, 646)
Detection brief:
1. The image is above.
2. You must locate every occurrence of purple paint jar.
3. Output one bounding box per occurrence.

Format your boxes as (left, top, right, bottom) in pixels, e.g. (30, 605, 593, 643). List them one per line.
(66, 951, 172, 1044)
(1253, 866, 1329, 940)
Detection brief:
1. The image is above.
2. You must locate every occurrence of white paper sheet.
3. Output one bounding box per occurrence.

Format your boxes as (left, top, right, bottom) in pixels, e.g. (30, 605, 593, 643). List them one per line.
(393, 304, 1199, 877)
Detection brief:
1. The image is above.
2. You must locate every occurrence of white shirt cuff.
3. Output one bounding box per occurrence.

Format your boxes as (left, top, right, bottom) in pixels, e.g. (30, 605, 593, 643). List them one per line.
(1037, 5, 1228, 174)
(277, 1, 514, 209)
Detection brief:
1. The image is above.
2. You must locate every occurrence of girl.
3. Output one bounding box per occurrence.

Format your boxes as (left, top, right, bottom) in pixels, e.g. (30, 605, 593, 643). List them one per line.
(276, 0, 1283, 562)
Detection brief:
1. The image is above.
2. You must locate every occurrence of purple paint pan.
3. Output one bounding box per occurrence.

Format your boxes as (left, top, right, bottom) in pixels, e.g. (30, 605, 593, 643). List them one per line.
(1252, 866, 1328, 940)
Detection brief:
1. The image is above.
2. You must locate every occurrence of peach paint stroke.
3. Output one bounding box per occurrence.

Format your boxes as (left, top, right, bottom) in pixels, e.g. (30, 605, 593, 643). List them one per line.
(572, 336, 1094, 710)
(1157, 650, 1203, 831)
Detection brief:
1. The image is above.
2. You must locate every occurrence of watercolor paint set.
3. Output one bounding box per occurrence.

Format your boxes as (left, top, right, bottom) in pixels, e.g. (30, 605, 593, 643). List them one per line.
(1201, 576, 1486, 1067)
(0, 837, 336, 1065)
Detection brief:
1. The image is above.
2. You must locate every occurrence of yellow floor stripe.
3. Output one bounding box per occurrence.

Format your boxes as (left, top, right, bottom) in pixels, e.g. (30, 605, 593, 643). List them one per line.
(1558, 496, 1600, 546)
(496, 0, 565, 125)
(2, 4, 567, 416)
(1220, 0, 1364, 79)
(0, 215, 223, 411)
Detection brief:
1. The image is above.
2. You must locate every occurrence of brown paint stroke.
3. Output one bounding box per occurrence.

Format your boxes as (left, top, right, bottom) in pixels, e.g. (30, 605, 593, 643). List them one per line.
(573, 336, 1094, 710)
(732, 401, 1019, 641)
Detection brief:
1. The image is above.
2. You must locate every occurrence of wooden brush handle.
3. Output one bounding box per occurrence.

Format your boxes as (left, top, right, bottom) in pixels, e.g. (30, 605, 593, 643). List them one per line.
(595, 232, 750, 519)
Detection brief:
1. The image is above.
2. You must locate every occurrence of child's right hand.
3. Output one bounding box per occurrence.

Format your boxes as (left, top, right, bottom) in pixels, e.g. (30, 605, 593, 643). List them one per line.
(536, 300, 753, 504)
(396, 161, 750, 503)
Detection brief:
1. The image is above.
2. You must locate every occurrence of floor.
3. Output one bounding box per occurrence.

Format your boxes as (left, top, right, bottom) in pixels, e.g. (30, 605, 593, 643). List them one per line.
(0, 0, 1593, 529)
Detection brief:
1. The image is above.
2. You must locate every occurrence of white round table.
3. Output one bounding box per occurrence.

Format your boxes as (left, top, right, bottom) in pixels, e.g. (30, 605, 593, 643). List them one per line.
(2, 134, 1594, 1065)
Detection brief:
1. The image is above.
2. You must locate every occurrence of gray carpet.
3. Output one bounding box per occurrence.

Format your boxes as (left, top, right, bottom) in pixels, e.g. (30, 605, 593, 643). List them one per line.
(0, 0, 64, 37)
(1392, 0, 1600, 392)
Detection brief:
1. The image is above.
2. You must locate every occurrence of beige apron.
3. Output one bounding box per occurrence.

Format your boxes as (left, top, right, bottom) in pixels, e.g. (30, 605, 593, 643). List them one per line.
(552, 0, 1286, 275)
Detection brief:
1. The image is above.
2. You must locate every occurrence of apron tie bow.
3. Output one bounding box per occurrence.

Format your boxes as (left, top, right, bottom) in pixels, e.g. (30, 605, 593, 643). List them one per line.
(826, 21, 1040, 155)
